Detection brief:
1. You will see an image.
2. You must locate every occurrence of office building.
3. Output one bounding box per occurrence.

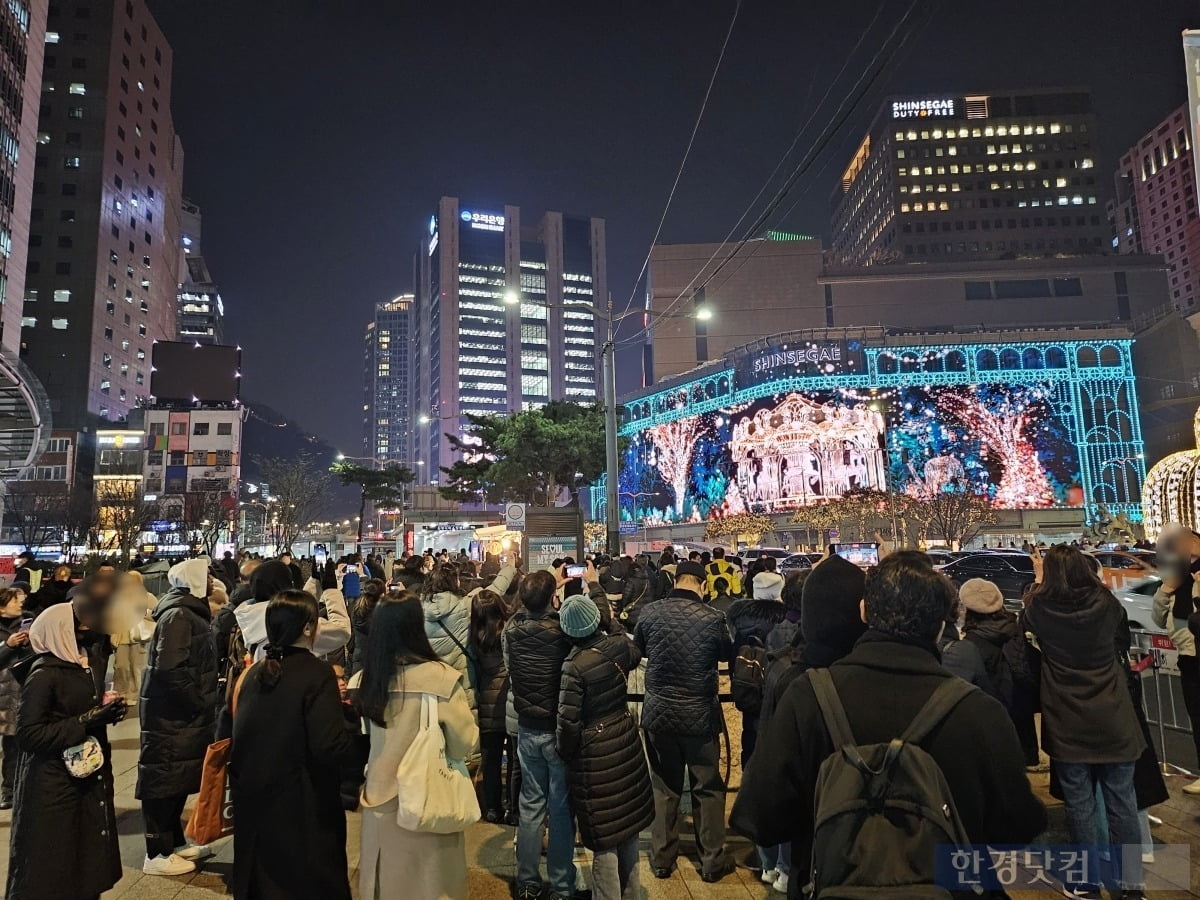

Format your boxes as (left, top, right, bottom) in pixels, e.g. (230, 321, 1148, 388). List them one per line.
(830, 90, 1108, 267)
(1110, 104, 1200, 311)
(648, 234, 1169, 383)
(414, 197, 606, 482)
(363, 294, 413, 463)
(176, 198, 223, 343)
(21, 0, 183, 429)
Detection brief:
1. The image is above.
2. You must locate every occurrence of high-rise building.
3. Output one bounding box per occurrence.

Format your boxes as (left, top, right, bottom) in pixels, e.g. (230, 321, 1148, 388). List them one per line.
(414, 197, 606, 482)
(830, 90, 1107, 267)
(1110, 104, 1200, 311)
(363, 294, 412, 464)
(176, 198, 223, 343)
(21, 0, 182, 429)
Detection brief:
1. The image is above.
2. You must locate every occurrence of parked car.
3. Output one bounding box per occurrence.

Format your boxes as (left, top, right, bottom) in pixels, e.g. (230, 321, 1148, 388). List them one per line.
(1114, 576, 1166, 634)
(940, 553, 1037, 602)
(925, 549, 957, 568)
(779, 553, 815, 572)
(1089, 550, 1157, 590)
(741, 547, 791, 563)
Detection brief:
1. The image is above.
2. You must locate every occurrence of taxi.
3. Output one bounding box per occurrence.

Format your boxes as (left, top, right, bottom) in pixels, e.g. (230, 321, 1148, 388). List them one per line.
(1089, 550, 1157, 589)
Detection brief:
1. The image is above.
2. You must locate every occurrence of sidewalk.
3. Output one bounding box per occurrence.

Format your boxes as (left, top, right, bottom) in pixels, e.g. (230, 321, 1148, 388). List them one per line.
(0, 716, 1196, 898)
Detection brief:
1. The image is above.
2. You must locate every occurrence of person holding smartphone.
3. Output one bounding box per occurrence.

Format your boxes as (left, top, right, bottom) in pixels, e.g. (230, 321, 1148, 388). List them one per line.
(0, 586, 33, 809)
(1151, 525, 1200, 794)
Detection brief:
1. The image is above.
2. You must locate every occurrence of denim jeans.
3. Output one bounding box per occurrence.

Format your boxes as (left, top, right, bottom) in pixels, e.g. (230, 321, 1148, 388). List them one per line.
(591, 834, 640, 900)
(757, 842, 790, 875)
(516, 727, 576, 895)
(1054, 760, 1143, 890)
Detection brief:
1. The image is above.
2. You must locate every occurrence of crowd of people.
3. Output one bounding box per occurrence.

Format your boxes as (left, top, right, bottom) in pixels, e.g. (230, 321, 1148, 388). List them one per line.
(0, 528, 1196, 899)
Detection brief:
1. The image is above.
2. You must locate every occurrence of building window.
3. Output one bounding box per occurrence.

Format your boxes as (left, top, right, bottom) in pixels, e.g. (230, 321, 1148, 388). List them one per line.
(170, 422, 186, 436)
(68, 82, 85, 95)
(191, 451, 206, 466)
(217, 422, 232, 436)
(193, 422, 209, 436)
(53, 289, 70, 303)
(169, 451, 185, 466)
(63, 156, 80, 168)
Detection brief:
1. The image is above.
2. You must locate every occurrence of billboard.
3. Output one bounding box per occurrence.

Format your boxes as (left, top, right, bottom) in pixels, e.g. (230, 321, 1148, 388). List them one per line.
(150, 341, 241, 405)
(1184, 31, 1200, 213)
(613, 335, 1146, 526)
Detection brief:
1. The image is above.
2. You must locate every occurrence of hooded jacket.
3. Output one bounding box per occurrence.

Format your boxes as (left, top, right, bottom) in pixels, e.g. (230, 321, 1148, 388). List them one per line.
(424, 566, 516, 710)
(1024, 583, 1146, 764)
(233, 561, 350, 661)
(752, 570, 785, 601)
(137, 565, 219, 800)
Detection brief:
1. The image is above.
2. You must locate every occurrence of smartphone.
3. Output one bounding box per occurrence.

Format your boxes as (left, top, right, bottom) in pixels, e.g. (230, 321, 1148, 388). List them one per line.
(17, 618, 31, 634)
(565, 564, 586, 579)
(314, 547, 328, 569)
(831, 542, 880, 567)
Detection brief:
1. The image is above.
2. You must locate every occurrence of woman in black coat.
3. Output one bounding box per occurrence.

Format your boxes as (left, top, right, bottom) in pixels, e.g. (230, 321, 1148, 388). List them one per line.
(231, 589, 362, 900)
(6, 600, 127, 900)
(472, 587, 513, 823)
(137, 559, 219, 873)
(556, 593, 654, 900)
(348, 578, 385, 677)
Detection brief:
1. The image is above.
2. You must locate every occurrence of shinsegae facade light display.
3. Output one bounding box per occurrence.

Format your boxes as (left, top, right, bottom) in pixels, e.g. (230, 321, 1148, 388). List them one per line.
(598, 331, 1146, 529)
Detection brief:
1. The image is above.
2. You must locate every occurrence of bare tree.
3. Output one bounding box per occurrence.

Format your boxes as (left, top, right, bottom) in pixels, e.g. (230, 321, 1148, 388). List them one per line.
(907, 486, 996, 550)
(255, 453, 334, 554)
(180, 490, 233, 558)
(3, 482, 70, 552)
(95, 480, 160, 568)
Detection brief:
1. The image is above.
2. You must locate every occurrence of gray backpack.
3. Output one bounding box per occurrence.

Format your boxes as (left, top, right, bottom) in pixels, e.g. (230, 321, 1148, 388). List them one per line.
(807, 668, 975, 899)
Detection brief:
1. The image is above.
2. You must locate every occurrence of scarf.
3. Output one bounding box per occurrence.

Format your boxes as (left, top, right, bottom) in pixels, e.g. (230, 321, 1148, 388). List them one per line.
(29, 602, 88, 668)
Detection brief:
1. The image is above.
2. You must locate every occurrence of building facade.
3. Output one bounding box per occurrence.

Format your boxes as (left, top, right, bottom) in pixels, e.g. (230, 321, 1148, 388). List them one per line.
(176, 198, 222, 343)
(830, 90, 1107, 267)
(362, 294, 412, 463)
(1110, 104, 1200, 312)
(21, 0, 182, 428)
(414, 197, 606, 483)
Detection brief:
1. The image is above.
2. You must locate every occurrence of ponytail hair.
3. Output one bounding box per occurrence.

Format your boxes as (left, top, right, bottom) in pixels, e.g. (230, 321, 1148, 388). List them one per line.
(259, 589, 317, 689)
(354, 578, 387, 623)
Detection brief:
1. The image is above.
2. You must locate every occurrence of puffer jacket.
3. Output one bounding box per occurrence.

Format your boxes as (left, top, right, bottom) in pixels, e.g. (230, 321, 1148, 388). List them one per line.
(963, 612, 1023, 702)
(475, 639, 507, 734)
(423, 567, 516, 709)
(504, 608, 576, 732)
(634, 588, 733, 736)
(557, 633, 654, 851)
(0, 615, 32, 736)
(727, 598, 786, 653)
(617, 567, 655, 628)
(137, 589, 219, 800)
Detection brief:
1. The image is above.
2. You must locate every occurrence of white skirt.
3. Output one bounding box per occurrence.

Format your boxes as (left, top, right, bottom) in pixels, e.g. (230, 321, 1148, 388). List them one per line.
(359, 795, 468, 900)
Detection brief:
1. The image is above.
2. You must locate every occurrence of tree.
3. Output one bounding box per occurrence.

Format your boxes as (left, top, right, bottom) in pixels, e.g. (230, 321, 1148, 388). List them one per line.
(3, 482, 70, 552)
(329, 461, 415, 548)
(907, 485, 996, 550)
(439, 402, 611, 506)
(95, 479, 159, 567)
(255, 452, 334, 554)
(645, 417, 702, 518)
(62, 488, 98, 561)
(181, 490, 233, 558)
(705, 512, 775, 547)
(789, 501, 844, 548)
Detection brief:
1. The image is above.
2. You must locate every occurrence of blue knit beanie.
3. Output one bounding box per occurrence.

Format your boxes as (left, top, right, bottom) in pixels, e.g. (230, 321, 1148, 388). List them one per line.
(559, 594, 600, 638)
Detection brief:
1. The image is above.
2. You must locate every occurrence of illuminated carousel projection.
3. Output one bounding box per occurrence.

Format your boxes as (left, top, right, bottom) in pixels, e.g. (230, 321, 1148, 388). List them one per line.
(603, 333, 1147, 527)
(1143, 404, 1200, 540)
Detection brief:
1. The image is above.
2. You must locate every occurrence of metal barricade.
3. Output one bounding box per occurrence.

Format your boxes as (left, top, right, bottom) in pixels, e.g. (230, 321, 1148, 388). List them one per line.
(1129, 629, 1194, 776)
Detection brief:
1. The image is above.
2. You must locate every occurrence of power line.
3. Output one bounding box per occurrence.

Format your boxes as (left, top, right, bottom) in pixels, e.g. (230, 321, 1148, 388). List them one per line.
(617, 0, 743, 320)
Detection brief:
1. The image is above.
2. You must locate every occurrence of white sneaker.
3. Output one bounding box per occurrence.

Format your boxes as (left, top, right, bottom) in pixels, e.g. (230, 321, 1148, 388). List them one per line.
(142, 854, 196, 876)
(760, 868, 779, 884)
(1147, 813, 1163, 826)
(1142, 850, 1155, 864)
(174, 843, 212, 861)
(773, 872, 790, 894)
(1181, 777, 1200, 794)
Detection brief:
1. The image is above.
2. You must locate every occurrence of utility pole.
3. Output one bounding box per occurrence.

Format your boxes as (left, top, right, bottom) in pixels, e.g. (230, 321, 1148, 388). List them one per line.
(603, 297, 620, 557)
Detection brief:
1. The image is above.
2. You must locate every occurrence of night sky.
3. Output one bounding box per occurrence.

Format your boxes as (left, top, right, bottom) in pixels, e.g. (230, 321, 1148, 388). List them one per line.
(147, 0, 1198, 449)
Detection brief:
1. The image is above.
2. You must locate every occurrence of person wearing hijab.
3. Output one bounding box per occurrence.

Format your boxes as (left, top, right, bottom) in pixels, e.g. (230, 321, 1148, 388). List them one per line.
(6, 595, 127, 900)
(137, 558, 220, 877)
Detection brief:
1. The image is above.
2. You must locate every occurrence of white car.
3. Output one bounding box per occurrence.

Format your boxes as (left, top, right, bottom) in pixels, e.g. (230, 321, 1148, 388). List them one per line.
(1114, 577, 1165, 634)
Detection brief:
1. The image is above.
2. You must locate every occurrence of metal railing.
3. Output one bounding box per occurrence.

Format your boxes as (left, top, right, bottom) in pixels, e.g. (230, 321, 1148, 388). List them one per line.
(1129, 629, 1194, 775)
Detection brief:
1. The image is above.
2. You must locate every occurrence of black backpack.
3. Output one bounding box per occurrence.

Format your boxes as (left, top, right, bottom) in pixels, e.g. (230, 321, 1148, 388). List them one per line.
(730, 637, 769, 716)
(807, 668, 974, 899)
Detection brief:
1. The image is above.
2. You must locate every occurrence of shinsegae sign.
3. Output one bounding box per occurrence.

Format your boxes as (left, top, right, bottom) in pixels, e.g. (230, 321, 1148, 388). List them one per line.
(752, 344, 842, 374)
(891, 98, 957, 119)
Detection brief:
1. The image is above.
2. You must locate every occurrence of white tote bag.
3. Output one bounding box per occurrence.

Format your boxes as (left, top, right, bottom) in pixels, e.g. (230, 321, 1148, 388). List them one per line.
(394, 692, 480, 834)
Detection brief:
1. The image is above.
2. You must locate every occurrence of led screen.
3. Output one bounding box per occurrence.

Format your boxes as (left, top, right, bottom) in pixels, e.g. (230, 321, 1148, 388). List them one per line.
(619, 382, 1080, 526)
(151, 341, 241, 405)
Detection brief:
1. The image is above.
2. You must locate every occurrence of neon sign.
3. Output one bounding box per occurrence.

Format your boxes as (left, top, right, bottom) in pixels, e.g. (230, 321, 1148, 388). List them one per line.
(752, 344, 842, 374)
(891, 98, 957, 120)
(460, 210, 505, 232)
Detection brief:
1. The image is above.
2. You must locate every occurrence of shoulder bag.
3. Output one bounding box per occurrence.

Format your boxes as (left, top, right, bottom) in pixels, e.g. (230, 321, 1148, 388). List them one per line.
(394, 692, 480, 834)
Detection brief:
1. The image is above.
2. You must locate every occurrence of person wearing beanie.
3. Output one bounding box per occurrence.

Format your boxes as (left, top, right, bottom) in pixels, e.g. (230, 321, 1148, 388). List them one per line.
(727, 557, 787, 765)
(959, 578, 1004, 615)
(138, 558, 219, 877)
(733, 552, 1045, 897)
(557, 591, 653, 900)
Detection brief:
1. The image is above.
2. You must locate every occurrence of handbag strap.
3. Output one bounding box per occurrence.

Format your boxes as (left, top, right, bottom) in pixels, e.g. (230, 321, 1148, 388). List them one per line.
(584, 646, 627, 682)
(230, 667, 249, 719)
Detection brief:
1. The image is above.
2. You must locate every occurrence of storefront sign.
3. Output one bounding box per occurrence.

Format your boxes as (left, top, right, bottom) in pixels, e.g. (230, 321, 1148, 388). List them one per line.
(527, 534, 579, 568)
(891, 98, 957, 119)
(751, 343, 842, 374)
(459, 209, 504, 232)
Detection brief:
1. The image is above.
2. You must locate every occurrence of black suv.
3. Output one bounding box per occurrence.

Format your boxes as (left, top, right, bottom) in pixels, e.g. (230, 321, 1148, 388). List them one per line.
(940, 553, 1036, 603)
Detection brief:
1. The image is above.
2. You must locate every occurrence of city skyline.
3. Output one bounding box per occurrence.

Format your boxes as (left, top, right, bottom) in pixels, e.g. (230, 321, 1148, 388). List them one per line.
(147, 0, 1200, 449)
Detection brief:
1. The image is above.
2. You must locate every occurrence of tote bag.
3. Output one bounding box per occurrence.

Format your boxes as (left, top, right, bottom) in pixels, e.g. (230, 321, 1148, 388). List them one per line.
(394, 692, 479, 834)
(185, 670, 245, 845)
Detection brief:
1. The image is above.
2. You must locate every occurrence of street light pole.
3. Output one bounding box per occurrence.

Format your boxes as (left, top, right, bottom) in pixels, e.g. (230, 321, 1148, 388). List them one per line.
(603, 299, 620, 558)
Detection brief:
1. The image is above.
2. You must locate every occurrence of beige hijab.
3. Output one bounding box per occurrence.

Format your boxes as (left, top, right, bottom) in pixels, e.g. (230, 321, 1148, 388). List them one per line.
(29, 602, 88, 668)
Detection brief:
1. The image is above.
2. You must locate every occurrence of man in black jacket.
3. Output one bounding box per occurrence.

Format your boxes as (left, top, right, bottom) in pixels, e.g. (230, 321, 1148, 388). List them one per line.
(634, 559, 734, 883)
(732, 552, 1045, 899)
(504, 567, 598, 900)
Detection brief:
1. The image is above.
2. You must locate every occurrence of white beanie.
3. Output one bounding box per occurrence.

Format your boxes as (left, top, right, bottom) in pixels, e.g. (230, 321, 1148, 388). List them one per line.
(753, 571, 785, 601)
